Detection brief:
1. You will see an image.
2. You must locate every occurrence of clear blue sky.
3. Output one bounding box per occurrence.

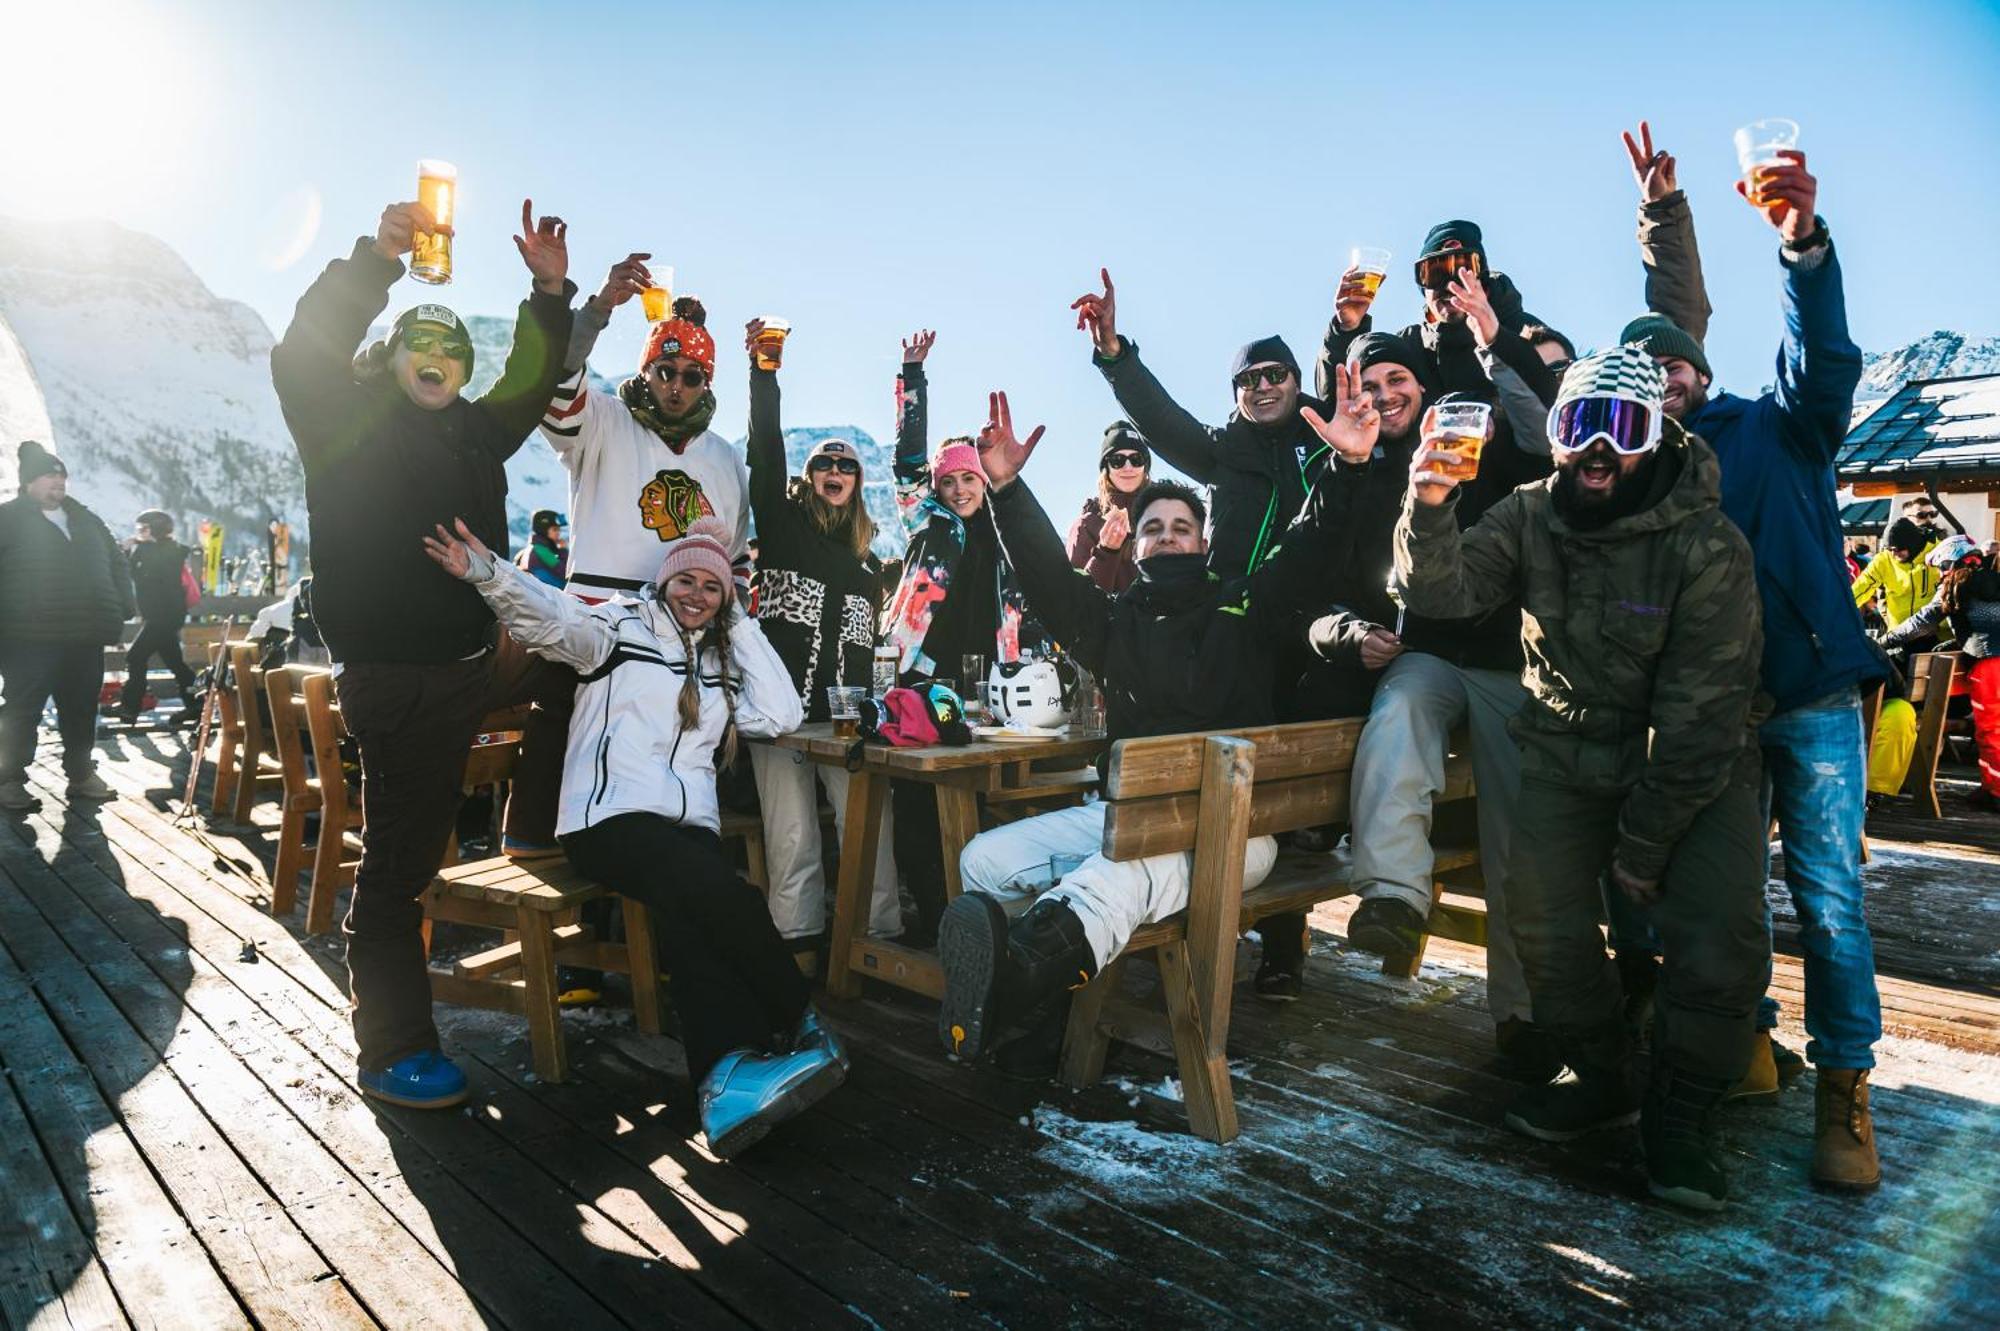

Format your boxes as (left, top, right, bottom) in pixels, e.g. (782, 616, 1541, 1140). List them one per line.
(3, 0, 1998, 509)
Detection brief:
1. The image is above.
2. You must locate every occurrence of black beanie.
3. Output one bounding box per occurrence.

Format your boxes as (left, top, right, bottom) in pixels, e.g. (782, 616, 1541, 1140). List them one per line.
(1099, 420, 1150, 466)
(1885, 518, 1925, 555)
(1346, 332, 1438, 395)
(1229, 335, 1301, 382)
(1417, 220, 1485, 265)
(17, 440, 65, 488)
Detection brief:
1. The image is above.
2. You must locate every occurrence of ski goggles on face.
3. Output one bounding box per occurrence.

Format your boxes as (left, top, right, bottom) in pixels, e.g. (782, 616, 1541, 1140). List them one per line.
(403, 331, 471, 359)
(1232, 365, 1292, 391)
(1547, 396, 1662, 456)
(807, 455, 861, 475)
(1415, 251, 1480, 291)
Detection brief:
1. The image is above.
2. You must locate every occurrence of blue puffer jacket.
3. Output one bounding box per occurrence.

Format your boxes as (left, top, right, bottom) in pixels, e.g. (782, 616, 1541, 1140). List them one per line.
(1680, 242, 1879, 714)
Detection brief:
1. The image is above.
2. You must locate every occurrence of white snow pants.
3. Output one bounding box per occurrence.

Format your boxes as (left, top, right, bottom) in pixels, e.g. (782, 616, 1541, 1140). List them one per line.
(958, 802, 1278, 971)
(749, 744, 902, 940)
(1348, 651, 1531, 1022)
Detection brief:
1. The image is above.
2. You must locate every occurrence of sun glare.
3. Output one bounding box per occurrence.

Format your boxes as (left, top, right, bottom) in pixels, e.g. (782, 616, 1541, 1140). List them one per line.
(0, 2, 214, 217)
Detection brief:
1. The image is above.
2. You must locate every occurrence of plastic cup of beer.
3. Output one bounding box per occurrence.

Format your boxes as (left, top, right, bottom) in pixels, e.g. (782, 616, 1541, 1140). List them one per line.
(753, 317, 792, 371)
(1423, 400, 1493, 483)
(640, 265, 675, 323)
(827, 686, 866, 739)
(1732, 118, 1799, 209)
(411, 159, 457, 285)
(1347, 246, 1391, 301)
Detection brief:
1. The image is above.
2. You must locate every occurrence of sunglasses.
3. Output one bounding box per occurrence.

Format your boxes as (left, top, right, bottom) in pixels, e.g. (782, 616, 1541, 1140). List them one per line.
(404, 331, 471, 358)
(649, 364, 709, 389)
(1543, 358, 1574, 379)
(1415, 251, 1481, 291)
(1232, 366, 1292, 391)
(1547, 396, 1662, 456)
(1101, 450, 1147, 470)
(808, 456, 861, 476)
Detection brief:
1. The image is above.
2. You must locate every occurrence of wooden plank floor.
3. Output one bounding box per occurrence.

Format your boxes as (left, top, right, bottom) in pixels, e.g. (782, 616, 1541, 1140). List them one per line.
(2, 723, 1996, 1329)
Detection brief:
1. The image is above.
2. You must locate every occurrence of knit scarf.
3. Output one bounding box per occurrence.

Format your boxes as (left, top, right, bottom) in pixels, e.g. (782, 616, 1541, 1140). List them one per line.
(619, 376, 718, 450)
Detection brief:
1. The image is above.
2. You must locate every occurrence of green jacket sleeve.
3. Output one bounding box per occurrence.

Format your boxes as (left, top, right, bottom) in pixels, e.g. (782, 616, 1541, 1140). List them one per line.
(1094, 341, 1223, 484)
(1613, 521, 1763, 881)
(1637, 191, 1713, 343)
(1390, 488, 1526, 621)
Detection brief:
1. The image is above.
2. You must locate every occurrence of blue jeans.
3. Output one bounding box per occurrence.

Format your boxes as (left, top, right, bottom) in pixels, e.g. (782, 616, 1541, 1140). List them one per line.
(1759, 689, 1880, 1069)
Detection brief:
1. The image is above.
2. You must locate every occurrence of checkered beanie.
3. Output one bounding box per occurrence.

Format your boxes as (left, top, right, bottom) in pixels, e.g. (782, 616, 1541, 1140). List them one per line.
(1554, 344, 1668, 417)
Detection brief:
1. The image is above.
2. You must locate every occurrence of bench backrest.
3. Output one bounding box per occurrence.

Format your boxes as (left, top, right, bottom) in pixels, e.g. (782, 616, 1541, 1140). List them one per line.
(227, 642, 266, 754)
(264, 665, 329, 801)
(1101, 719, 1363, 861)
(1907, 651, 1959, 705)
(300, 671, 352, 823)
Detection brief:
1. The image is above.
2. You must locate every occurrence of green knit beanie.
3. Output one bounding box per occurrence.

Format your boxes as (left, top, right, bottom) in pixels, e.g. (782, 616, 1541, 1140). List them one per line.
(1617, 313, 1710, 381)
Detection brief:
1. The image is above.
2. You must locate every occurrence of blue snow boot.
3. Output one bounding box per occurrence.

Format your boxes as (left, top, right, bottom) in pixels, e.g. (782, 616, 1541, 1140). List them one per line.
(358, 1051, 469, 1109)
(699, 1045, 847, 1160)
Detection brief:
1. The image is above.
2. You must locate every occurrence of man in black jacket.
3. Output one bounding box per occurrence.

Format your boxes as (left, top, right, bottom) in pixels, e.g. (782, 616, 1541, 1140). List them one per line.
(1071, 268, 1328, 578)
(933, 392, 1349, 1071)
(119, 508, 198, 722)
(271, 195, 574, 1110)
(0, 440, 132, 810)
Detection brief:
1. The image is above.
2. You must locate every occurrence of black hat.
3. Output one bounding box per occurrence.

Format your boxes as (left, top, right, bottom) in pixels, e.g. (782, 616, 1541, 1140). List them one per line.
(1346, 331, 1437, 395)
(531, 509, 566, 534)
(390, 303, 476, 371)
(16, 440, 65, 488)
(1885, 518, 1925, 555)
(1417, 219, 1485, 265)
(1229, 335, 1301, 383)
(137, 508, 174, 537)
(1099, 420, 1150, 467)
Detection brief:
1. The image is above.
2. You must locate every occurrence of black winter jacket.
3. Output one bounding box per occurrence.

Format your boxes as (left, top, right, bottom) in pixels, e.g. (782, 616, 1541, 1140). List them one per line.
(1093, 341, 1329, 578)
(270, 238, 573, 665)
(746, 368, 884, 720)
(0, 495, 133, 646)
(1316, 272, 1554, 405)
(128, 537, 192, 624)
(990, 478, 1328, 755)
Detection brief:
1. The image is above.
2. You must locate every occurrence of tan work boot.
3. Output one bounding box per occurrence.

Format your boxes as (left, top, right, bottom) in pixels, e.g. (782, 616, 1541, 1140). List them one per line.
(1726, 1032, 1780, 1104)
(1812, 1067, 1881, 1191)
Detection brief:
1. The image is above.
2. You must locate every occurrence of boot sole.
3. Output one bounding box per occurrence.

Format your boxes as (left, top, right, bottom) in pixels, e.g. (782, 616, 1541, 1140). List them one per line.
(707, 1056, 847, 1160)
(357, 1081, 470, 1111)
(1810, 1170, 1881, 1193)
(1346, 920, 1422, 959)
(938, 894, 1008, 1061)
(1503, 1107, 1640, 1143)
(1648, 1179, 1728, 1212)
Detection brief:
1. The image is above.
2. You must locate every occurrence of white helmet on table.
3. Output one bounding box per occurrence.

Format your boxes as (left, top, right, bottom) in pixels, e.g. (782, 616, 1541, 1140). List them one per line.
(985, 658, 1076, 729)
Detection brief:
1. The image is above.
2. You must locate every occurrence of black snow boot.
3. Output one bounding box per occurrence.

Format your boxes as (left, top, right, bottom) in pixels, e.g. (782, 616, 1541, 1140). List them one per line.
(1253, 911, 1308, 1002)
(990, 993, 1075, 1082)
(1503, 1022, 1640, 1143)
(1643, 1062, 1734, 1212)
(1346, 895, 1426, 958)
(938, 895, 1095, 1062)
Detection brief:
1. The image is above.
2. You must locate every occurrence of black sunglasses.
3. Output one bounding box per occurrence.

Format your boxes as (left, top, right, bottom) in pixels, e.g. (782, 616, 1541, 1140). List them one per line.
(1101, 450, 1147, 470)
(404, 331, 471, 358)
(1543, 357, 1574, 379)
(1232, 366, 1292, 391)
(808, 456, 861, 476)
(649, 363, 709, 389)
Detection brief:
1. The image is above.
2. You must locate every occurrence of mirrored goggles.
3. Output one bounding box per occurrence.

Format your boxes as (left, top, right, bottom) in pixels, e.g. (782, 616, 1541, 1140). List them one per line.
(1547, 396, 1662, 456)
(1415, 251, 1480, 291)
(404, 331, 471, 359)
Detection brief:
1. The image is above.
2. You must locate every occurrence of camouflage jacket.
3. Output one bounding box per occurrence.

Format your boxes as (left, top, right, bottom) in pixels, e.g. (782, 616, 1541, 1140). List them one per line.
(1391, 422, 1764, 881)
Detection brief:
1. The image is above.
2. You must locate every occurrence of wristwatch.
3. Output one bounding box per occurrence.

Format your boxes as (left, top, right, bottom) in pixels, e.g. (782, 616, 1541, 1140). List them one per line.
(1784, 216, 1831, 256)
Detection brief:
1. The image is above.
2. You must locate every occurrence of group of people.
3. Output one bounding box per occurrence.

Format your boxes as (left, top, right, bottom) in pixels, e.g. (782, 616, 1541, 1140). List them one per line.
(0, 117, 1863, 1208)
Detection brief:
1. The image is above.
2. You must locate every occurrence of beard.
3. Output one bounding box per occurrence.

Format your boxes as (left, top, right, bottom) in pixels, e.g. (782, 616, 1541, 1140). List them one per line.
(1552, 448, 1662, 530)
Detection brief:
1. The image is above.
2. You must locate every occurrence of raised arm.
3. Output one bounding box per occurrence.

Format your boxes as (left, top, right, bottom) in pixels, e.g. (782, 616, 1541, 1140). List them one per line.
(1613, 521, 1763, 884)
(743, 322, 795, 533)
(472, 200, 577, 450)
(1755, 155, 1862, 460)
(1072, 268, 1223, 482)
(1391, 481, 1528, 622)
(892, 335, 936, 532)
(423, 519, 616, 673)
(1624, 122, 1713, 342)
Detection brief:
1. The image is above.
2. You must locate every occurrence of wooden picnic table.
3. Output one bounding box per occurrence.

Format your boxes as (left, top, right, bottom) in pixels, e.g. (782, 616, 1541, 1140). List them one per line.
(768, 721, 1106, 1000)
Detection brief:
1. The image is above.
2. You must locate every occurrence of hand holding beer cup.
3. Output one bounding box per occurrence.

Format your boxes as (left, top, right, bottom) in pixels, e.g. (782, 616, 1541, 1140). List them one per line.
(1445, 270, 1500, 346)
(1298, 362, 1380, 464)
(1621, 120, 1679, 204)
(1335, 247, 1391, 331)
(512, 199, 570, 295)
(373, 200, 451, 263)
(1411, 399, 1492, 506)
(1070, 268, 1122, 359)
(594, 253, 654, 311)
(1734, 146, 1819, 247)
(750, 318, 791, 371)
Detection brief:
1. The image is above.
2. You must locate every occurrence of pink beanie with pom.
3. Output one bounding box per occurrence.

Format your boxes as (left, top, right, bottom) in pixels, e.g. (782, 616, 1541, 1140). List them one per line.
(656, 516, 735, 589)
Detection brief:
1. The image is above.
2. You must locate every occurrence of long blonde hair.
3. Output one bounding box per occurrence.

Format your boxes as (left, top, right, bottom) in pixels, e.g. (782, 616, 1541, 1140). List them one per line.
(664, 604, 741, 769)
(787, 474, 876, 561)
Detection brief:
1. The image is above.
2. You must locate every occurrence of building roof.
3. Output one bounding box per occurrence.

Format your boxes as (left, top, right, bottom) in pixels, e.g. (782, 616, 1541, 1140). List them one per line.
(1838, 373, 2000, 483)
(1839, 498, 1890, 534)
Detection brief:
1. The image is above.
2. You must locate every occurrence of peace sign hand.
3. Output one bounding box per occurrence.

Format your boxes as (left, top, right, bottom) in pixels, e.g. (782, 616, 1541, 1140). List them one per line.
(1621, 120, 1679, 203)
(1298, 362, 1380, 463)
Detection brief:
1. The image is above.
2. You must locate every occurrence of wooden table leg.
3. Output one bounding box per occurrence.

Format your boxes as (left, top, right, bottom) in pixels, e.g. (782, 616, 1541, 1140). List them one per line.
(517, 905, 568, 1083)
(826, 767, 887, 1000)
(623, 898, 663, 1035)
(934, 781, 983, 904)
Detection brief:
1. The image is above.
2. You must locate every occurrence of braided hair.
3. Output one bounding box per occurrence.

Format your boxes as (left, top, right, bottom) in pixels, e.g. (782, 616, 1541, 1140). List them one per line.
(665, 603, 742, 770)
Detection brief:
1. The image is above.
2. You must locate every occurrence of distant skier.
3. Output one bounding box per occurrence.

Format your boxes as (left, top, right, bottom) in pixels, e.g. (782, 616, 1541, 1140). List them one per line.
(119, 507, 199, 722)
(270, 193, 575, 1111)
(516, 508, 569, 588)
(0, 440, 132, 809)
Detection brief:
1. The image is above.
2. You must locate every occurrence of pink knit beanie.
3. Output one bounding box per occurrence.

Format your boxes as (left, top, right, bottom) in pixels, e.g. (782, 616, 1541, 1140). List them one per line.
(930, 437, 985, 482)
(656, 516, 734, 589)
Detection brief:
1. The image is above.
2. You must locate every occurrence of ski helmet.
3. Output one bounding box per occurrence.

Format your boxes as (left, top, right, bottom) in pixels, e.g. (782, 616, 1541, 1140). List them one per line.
(985, 658, 1077, 730)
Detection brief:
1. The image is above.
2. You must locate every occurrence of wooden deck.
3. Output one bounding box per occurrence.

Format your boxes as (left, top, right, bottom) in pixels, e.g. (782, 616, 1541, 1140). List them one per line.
(2, 727, 1997, 1330)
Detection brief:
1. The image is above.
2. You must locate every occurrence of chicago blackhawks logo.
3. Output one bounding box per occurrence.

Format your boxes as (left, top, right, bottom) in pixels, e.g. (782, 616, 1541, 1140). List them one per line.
(638, 468, 715, 541)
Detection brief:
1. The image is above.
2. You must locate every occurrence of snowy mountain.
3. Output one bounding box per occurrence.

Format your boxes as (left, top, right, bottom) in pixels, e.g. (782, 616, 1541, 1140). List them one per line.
(735, 424, 907, 559)
(1853, 330, 2000, 424)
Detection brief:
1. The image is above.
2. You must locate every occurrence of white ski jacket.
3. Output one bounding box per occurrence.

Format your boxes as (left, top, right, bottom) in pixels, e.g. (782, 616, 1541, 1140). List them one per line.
(467, 558, 801, 836)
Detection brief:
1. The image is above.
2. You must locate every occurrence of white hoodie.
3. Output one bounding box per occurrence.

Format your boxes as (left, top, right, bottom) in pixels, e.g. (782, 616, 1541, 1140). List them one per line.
(467, 558, 801, 836)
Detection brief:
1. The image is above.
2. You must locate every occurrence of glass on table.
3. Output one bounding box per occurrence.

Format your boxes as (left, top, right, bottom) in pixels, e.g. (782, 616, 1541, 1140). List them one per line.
(826, 685, 866, 739)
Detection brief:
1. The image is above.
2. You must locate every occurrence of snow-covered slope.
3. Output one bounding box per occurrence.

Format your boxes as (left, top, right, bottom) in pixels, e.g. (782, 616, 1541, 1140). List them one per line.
(0, 313, 55, 492)
(1853, 330, 2000, 424)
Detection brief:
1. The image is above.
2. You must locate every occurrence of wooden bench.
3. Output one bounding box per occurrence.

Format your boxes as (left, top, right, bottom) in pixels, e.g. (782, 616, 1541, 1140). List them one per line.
(300, 672, 364, 935)
(422, 806, 771, 1082)
(263, 664, 333, 917)
(212, 643, 283, 824)
(1905, 651, 1965, 819)
(1059, 719, 1480, 1143)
